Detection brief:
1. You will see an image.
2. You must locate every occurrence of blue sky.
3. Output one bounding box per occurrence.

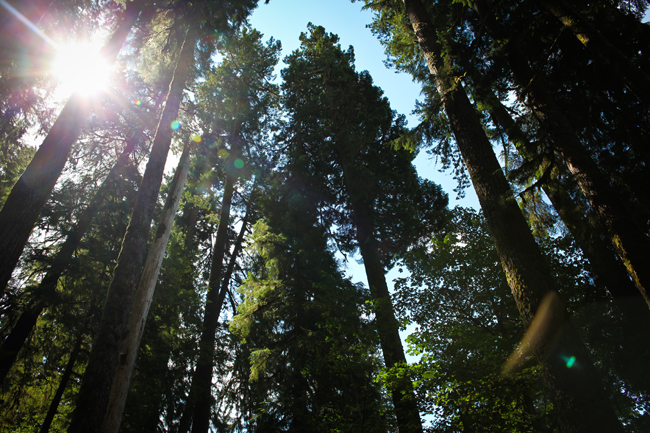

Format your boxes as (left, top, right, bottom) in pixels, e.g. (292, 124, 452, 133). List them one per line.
(249, 0, 481, 210)
(249, 2, 476, 367)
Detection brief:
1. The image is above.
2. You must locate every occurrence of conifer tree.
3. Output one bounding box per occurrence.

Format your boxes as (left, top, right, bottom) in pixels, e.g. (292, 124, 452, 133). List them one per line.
(179, 26, 280, 433)
(360, 0, 625, 430)
(280, 25, 448, 433)
(0, 0, 146, 295)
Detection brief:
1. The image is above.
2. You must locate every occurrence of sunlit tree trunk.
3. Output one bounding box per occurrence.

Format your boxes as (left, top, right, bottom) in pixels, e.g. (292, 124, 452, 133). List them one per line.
(0, 0, 145, 296)
(101, 143, 191, 433)
(0, 136, 138, 384)
(67, 26, 197, 433)
(402, 0, 624, 431)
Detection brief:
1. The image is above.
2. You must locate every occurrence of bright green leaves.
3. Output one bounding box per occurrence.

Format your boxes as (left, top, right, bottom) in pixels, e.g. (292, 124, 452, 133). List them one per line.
(393, 207, 550, 430)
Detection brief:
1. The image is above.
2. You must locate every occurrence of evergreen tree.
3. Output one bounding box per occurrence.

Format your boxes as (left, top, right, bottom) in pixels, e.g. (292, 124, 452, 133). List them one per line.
(280, 24, 448, 433)
(231, 172, 388, 433)
(179, 25, 280, 433)
(361, 0, 625, 430)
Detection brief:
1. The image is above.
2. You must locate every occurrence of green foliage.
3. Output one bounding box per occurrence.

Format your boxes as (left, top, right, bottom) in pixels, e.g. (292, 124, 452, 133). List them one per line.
(394, 207, 552, 431)
(281, 24, 448, 267)
(231, 180, 389, 432)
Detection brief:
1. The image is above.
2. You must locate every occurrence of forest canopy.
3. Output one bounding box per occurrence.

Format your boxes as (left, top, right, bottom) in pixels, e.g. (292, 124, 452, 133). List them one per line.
(0, 0, 649, 432)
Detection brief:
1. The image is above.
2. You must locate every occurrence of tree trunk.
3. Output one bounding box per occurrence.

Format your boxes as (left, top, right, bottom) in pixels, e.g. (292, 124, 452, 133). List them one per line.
(101, 143, 191, 433)
(402, 0, 624, 431)
(38, 330, 84, 433)
(183, 172, 236, 433)
(504, 45, 650, 308)
(0, 0, 144, 295)
(67, 26, 197, 433)
(0, 136, 138, 384)
(482, 94, 640, 301)
(540, 0, 650, 105)
(471, 0, 650, 307)
(484, 92, 650, 396)
(340, 158, 423, 433)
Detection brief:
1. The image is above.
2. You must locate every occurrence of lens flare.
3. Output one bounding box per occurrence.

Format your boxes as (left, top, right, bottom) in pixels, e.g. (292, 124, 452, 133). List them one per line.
(171, 120, 181, 130)
(53, 41, 109, 97)
(234, 159, 244, 169)
(218, 149, 229, 159)
(191, 133, 202, 143)
(134, 99, 141, 106)
(563, 356, 576, 368)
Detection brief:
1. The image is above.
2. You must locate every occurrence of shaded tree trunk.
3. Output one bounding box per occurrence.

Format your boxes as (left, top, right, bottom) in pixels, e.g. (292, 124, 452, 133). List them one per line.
(483, 92, 650, 396)
(67, 26, 197, 433)
(504, 44, 650, 308)
(180, 148, 240, 433)
(0, 0, 144, 295)
(470, 0, 650, 308)
(0, 136, 138, 384)
(482, 94, 640, 302)
(38, 329, 84, 433)
(340, 158, 423, 433)
(101, 143, 191, 433)
(402, 0, 624, 431)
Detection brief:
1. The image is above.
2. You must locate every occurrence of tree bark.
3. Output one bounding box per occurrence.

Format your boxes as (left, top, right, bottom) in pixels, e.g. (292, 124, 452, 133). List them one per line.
(339, 157, 423, 433)
(184, 165, 237, 433)
(101, 143, 191, 433)
(39, 330, 84, 433)
(483, 94, 640, 301)
(0, 136, 138, 384)
(67, 26, 197, 433)
(0, 0, 144, 295)
(402, 0, 624, 431)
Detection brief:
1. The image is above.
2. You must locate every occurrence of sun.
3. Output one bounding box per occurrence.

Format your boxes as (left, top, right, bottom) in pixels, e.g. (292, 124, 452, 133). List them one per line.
(53, 41, 110, 97)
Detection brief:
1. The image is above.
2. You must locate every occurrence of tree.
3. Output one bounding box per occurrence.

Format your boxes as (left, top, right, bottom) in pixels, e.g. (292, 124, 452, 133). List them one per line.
(361, 0, 625, 430)
(179, 26, 281, 433)
(0, 0, 146, 295)
(67, 22, 198, 433)
(231, 174, 389, 433)
(280, 25, 448, 433)
(395, 207, 549, 431)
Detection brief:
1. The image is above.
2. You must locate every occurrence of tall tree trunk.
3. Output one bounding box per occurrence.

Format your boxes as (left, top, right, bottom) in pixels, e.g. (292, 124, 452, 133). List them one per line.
(484, 92, 650, 396)
(67, 26, 197, 433)
(540, 0, 650, 105)
(482, 94, 640, 301)
(472, 0, 650, 307)
(182, 164, 237, 433)
(38, 329, 85, 433)
(101, 143, 191, 433)
(339, 158, 423, 433)
(402, 0, 624, 431)
(503, 44, 650, 308)
(0, 136, 138, 384)
(0, 0, 144, 295)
